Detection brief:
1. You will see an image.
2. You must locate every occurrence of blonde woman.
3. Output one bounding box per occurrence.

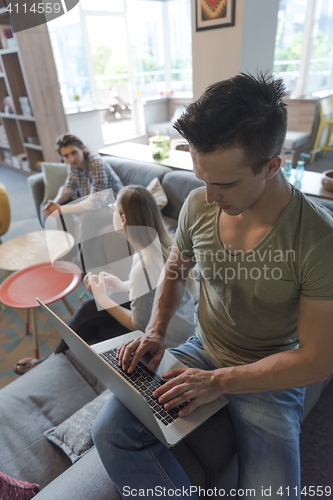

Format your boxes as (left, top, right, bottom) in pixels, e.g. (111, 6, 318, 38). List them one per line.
(15, 185, 196, 374)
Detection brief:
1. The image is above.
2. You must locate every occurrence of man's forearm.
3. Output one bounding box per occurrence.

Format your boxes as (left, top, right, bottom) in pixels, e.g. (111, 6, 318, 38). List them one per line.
(216, 347, 331, 395)
(59, 202, 85, 214)
(53, 193, 71, 205)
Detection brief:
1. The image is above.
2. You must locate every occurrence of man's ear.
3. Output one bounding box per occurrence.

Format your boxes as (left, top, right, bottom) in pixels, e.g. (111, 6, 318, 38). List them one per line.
(265, 155, 282, 179)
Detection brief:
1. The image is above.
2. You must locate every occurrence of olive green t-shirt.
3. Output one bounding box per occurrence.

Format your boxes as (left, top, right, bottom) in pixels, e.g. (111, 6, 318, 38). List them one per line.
(176, 187, 333, 368)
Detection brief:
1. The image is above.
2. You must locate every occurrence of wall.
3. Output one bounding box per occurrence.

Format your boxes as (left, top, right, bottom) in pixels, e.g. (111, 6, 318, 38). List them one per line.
(66, 110, 105, 153)
(191, 0, 280, 100)
(241, 0, 280, 75)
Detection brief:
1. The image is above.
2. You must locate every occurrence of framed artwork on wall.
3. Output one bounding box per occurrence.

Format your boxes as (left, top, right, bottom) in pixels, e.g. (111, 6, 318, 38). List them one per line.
(196, 0, 235, 31)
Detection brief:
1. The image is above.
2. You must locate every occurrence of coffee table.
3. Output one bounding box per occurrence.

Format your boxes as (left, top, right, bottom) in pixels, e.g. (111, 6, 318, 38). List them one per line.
(0, 229, 74, 272)
(0, 261, 81, 359)
(99, 142, 194, 171)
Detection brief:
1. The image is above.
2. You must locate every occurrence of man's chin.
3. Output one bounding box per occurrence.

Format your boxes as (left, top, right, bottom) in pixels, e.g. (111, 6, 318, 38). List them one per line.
(220, 206, 242, 216)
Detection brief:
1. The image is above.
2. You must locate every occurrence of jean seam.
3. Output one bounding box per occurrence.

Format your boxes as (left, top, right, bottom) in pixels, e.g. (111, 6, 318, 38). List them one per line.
(135, 424, 188, 499)
(146, 447, 187, 500)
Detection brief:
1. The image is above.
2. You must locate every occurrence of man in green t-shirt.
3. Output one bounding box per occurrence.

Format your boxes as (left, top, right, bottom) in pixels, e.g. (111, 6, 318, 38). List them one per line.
(93, 73, 333, 499)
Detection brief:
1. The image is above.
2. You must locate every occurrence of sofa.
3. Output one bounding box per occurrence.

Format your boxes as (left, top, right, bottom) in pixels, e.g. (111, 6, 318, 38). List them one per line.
(1, 155, 333, 499)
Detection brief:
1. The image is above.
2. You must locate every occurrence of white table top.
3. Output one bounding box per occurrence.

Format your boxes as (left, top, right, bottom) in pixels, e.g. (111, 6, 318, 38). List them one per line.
(0, 230, 74, 271)
(99, 142, 194, 171)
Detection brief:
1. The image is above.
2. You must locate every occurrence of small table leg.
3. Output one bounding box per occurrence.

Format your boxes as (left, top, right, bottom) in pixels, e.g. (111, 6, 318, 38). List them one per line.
(62, 297, 74, 315)
(31, 308, 39, 359)
(26, 308, 30, 335)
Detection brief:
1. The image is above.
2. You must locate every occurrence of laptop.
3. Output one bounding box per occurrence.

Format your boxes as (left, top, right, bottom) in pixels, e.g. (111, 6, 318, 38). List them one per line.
(37, 299, 228, 447)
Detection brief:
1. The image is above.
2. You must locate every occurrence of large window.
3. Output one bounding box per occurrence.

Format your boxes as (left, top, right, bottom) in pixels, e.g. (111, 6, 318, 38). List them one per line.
(48, 0, 192, 111)
(274, 0, 333, 96)
(48, 6, 93, 110)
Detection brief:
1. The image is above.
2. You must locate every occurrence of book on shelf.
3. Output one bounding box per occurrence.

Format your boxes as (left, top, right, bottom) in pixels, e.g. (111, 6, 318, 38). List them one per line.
(25, 135, 39, 145)
(19, 96, 33, 117)
(0, 25, 16, 50)
(0, 124, 9, 147)
(2, 148, 13, 165)
(12, 153, 29, 171)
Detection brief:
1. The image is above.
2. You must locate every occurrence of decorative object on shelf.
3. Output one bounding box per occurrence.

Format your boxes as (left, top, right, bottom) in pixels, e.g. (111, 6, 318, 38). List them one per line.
(3, 96, 14, 114)
(321, 170, 333, 192)
(12, 153, 29, 171)
(0, 124, 9, 147)
(2, 148, 12, 165)
(25, 136, 40, 145)
(73, 93, 81, 112)
(196, 0, 235, 31)
(0, 25, 15, 50)
(148, 131, 170, 160)
(19, 96, 33, 116)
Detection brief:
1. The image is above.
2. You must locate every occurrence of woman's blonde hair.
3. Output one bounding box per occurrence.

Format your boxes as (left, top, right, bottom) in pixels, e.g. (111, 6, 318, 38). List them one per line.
(116, 185, 196, 295)
(116, 185, 172, 262)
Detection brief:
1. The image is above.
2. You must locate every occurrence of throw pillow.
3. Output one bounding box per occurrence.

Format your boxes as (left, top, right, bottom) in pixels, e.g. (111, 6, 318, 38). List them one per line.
(0, 471, 40, 499)
(146, 177, 168, 209)
(42, 162, 68, 204)
(44, 390, 111, 463)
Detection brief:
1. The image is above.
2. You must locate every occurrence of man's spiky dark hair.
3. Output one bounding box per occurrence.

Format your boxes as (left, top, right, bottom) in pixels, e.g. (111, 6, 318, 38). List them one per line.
(174, 72, 287, 174)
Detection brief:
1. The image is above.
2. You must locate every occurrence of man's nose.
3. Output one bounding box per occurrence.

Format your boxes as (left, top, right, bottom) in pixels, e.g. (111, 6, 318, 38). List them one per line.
(205, 184, 221, 204)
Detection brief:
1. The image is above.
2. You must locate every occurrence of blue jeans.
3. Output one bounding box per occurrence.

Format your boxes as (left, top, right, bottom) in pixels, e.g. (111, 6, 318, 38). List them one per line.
(92, 337, 305, 500)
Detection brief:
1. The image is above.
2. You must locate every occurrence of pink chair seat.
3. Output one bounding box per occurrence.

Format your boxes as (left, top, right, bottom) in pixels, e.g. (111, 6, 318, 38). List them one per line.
(0, 261, 82, 359)
(0, 261, 81, 309)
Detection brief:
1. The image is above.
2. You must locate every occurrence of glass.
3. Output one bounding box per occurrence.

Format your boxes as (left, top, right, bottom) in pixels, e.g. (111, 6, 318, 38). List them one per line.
(85, 15, 129, 97)
(126, 0, 166, 98)
(273, 0, 307, 93)
(168, 0, 193, 95)
(305, 0, 333, 95)
(48, 5, 93, 110)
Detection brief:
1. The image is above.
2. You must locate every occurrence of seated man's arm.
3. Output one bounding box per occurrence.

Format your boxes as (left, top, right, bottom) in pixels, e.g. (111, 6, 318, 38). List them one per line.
(154, 296, 333, 417)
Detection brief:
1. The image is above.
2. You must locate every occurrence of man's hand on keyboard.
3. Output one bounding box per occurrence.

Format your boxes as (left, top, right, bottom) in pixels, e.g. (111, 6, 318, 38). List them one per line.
(117, 333, 165, 373)
(152, 367, 222, 417)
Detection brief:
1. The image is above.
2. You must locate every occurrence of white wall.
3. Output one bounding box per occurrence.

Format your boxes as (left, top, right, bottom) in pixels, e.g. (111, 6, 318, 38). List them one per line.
(191, 0, 244, 99)
(191, 0, 280, 100)
(241, 0, 280, 75)
(66, 110, 105, 154)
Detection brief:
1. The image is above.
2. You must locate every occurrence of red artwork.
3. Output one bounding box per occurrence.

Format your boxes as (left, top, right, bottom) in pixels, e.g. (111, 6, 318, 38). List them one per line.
(201, 0, 228, 20)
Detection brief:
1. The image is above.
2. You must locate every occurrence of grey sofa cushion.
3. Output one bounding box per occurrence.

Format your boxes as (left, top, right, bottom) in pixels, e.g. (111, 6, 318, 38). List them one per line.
(36, 430, 206, 500)
(33, 448, 121, 500)
(109, 156, 171, 187)
(162, 170, 204, 220)
(27, 173, 45, 226)
(0, 354, 98, 488)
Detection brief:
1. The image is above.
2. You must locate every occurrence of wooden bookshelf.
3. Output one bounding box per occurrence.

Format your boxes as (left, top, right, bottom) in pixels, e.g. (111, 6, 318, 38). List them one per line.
(0, 11, 67, 173)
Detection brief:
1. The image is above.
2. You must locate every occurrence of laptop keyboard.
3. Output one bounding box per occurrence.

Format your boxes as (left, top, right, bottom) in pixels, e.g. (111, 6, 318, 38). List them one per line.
(100, 348, 189, 426)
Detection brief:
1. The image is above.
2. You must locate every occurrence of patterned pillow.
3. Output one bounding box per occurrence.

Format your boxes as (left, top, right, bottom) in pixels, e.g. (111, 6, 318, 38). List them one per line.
(44, 390, 111, 463)
(0, 471, 40, 499)
(146, 177, 168, 209)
